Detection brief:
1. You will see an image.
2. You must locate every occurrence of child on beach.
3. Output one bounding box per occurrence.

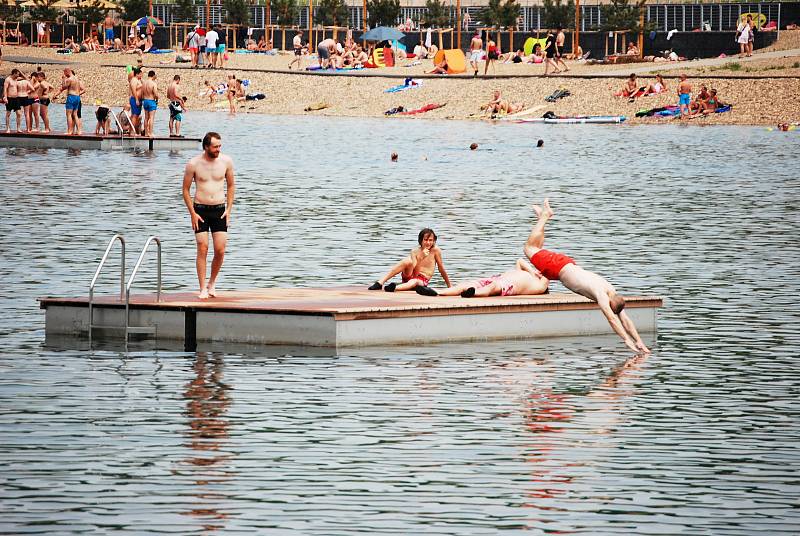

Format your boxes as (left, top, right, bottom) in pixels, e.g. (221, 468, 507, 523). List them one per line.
(368, 228, 451, 295)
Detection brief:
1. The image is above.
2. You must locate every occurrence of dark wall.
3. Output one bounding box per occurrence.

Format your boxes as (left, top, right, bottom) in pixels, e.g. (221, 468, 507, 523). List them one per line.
(392, 30, 777, 60)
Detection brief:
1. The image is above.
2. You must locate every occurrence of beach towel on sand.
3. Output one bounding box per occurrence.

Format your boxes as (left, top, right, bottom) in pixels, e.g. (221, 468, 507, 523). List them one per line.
(384, 78, 422, 93)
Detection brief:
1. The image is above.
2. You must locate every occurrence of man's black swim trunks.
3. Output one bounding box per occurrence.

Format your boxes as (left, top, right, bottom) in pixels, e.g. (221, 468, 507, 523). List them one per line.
(193, 203, 227, 233)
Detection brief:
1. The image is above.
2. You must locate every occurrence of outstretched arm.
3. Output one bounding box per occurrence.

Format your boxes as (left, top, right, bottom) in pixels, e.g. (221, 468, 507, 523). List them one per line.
(618, 310, 650, 353)
(598, 299, 640, 353)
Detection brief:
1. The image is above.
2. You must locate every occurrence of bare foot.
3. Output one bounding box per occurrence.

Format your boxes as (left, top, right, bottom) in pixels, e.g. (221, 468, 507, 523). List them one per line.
(543, 198, 554, 218)
(207, 286, 217, 298)
(198, 288, 209, 299)
(532, 204, 542, 218)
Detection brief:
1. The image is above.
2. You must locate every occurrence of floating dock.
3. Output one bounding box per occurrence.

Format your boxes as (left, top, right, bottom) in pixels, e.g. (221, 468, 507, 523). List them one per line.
(40, 287, 662, 349)
(0, 131, 200, 151)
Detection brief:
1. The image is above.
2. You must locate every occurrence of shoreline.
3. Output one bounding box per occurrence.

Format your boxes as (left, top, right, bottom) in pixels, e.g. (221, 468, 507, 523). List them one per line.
(2, 43, 800, 126)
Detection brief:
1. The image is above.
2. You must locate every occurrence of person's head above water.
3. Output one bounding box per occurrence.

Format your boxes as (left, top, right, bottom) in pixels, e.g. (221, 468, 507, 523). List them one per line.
(418, 228, 437, 246)
(537, 139, 544, 147)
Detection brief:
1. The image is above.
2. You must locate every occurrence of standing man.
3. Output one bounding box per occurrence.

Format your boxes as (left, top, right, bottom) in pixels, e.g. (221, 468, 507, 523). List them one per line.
(288, 29, 304, 69)
(182, 132, 235, 300)
(677, 74, 692, 117)
(15, 71, 35, 133)
(3, 69, 22, 133)
(103, 15, 114, 47)
(128, 67, 143, 135)
(522, 199, 650, 354)
(140, 70, 159, 137)
(167, 74, 187, 137)
(204, 25, 219, 68)
(53, 68, 84, 135)
(554, 26, 569, 72)
(469, 31, 483, 77)
(185, 25, 200, 68)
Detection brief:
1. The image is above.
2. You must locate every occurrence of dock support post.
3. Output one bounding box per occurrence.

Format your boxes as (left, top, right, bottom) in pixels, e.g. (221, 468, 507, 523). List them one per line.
(184, 309, 196, 351)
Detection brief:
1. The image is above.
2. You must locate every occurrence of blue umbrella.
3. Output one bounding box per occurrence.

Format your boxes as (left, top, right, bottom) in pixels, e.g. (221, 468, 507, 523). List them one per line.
(361, 26, 405, 42)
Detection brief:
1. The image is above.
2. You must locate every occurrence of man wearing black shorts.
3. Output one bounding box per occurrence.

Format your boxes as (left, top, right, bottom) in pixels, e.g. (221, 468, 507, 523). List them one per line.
(182, 132, 236, 299)
(288, 29, 304, 69)
(543, 30, 560, 76)
(3, 69, 22, 132)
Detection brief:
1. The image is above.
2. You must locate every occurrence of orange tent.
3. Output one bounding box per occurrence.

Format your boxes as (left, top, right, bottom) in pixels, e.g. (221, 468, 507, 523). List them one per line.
(433, 49, 466, 74)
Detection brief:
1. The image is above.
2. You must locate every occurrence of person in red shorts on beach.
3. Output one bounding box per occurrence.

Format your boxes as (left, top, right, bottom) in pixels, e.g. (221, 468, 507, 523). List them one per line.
(368, 228, 451, 295)
(523, 198, 651, 354)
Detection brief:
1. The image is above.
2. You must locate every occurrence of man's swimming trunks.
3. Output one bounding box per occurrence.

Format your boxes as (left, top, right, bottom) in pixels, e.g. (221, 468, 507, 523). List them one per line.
(402, 272, 430, 286)
(476, 274, 515, 296)
(105, 28, 114, 41)
(129, 96, 142, 116)
(530, 249, 575, 280)
(95, 106, 109, 122)
(5, 97, 20, 111)
(65, 94, 81, 111)
(193, 203, 227, 234)
(142, 98, 157, 112)
(679, 93, 691, 106)
(169, 100, 183, 119)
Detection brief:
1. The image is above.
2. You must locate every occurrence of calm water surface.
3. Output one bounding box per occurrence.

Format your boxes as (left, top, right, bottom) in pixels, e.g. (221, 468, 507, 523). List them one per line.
(1, 111, 799, 534)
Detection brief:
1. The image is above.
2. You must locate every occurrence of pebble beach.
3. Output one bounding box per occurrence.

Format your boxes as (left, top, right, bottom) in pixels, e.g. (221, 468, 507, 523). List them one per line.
(2, 33, 800, 126)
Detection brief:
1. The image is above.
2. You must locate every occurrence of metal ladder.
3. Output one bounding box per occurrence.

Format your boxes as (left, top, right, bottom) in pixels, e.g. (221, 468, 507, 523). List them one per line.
(108, 110, 134, 150)
(88, 234, 162, 346)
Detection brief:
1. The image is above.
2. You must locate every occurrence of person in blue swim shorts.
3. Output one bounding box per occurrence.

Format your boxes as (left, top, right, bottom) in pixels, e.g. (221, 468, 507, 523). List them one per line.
(677, 73, 692, 117)
(128, 67, 143, 135)
(102, 15, 115, 47)
(53, 68, 84, 135)
(141, 70, 159, 137)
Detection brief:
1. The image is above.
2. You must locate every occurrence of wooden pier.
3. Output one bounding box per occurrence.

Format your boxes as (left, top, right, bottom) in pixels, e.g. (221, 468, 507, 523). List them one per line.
(0, 131, 200, 151)
(40, 286, 663, 349)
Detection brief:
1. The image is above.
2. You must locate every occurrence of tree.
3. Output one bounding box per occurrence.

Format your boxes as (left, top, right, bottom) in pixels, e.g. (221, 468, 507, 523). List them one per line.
(74, 0, 109, 24)
(271, 0, 298, 26)
(421, 0, 450, 28)
(541, 0, 574, 30)
(315, 0, 348, 27)
(366, 0, 400, 28)
(0, 0, 24, 22)
(223, 0, 250, 26)
(118, 0, 149, 19)
(173, 0, 196, 23)
(600, 0, 649, 33)
(478, 0, 520, 29)
(29, 0, 60, 21)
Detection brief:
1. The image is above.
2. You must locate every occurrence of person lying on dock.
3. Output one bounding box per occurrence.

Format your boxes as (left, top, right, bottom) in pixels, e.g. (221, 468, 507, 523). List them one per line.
(523, 199, 651, 354)
(433, 259, 549, 298)
(368, 228, 451, 295)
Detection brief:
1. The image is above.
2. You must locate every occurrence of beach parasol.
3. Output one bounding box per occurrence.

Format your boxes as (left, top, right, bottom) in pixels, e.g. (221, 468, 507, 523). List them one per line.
(361, 26, 404, 42)
(133, 15, 161, 26)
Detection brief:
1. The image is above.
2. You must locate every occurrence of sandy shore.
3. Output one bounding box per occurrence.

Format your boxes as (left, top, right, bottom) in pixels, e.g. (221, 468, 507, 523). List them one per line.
(2, 37, 800, 126)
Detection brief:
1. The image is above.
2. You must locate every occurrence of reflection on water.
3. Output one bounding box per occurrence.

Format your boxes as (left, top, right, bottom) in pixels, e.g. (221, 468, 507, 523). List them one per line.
(179, 353, 233, 532)
(1, 114, 799, 534)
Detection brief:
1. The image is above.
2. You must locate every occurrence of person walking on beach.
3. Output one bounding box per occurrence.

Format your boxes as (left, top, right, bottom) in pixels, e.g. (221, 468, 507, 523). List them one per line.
(554, 26, 570, 72)
(3, 69, 22, 133)
(140, 70, 159, 137)
(53, 69, 84, 135)
(185, 25, 201, 68)
(469, 31, 483, 76)
(543, 30, 560, 75)
(205, 25, 219, 68)
(677, 74, 692, 117)
(182, 132, 236, 299)
(522, 198, 651, 354)
(288, 29, 304, 69)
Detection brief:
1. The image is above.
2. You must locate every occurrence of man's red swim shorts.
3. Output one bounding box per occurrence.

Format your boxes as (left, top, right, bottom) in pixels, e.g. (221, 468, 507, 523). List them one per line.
(402, 272, 431, 286)
(530, 249, 575, 280)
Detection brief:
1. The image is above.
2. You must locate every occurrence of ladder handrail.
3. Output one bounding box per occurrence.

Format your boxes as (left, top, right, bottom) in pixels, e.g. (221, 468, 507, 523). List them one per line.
(89, 234, 126, 301)
(88, 234, 125, 347)
(125, 236, 162, 341)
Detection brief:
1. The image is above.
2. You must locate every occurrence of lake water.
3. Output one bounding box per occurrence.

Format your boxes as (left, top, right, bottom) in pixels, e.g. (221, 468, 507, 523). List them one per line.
(1, 111, 799, 534)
